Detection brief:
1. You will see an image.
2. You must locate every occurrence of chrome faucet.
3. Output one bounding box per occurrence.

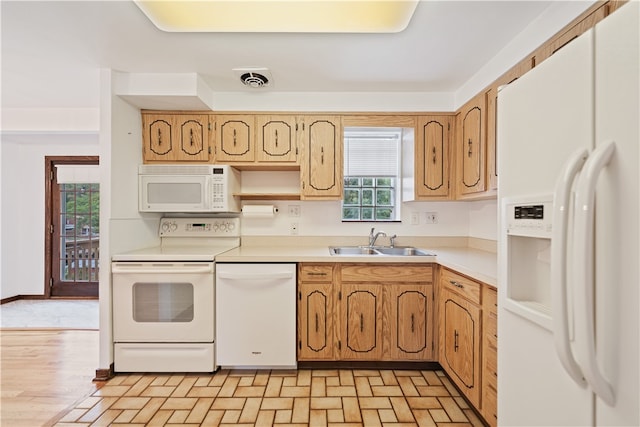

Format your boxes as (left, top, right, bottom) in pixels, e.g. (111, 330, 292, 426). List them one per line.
(369, 228, 387, 247)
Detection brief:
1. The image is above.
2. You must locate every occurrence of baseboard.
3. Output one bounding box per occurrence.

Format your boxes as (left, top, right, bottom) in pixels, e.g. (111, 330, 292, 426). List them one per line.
(1, 294, 46, 304)
(297, 361, 441, 370)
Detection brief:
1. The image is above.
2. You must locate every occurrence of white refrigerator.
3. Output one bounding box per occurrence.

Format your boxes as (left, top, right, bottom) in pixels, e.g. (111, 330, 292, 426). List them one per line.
(497, 2, 639, 426)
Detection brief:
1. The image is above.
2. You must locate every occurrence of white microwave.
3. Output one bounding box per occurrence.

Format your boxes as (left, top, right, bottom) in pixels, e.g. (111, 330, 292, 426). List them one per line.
(138, 164, 241, 213)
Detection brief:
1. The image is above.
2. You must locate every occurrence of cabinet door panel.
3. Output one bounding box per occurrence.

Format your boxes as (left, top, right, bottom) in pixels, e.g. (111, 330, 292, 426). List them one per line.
(440, 288, 481, 408)
(298, 282, 334, 360)
(300, 116, 342, 199)
(388, 284, 434, 360)
(216, 115, 254, 162)
(143, 115, 173, 160)
(340, 284, 383, 360)
(416, 116, 451, 198)
(455, 92, 486, 198)
(177, 115, 209, 160)
(256, 116, 297, 163)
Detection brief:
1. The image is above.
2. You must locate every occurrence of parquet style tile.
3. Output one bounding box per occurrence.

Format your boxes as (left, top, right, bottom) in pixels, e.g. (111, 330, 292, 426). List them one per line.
(53, 369, 486, 426)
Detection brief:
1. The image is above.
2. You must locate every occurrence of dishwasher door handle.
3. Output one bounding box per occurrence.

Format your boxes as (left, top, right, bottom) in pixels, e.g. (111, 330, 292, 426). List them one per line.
(217, 272, 294, 281)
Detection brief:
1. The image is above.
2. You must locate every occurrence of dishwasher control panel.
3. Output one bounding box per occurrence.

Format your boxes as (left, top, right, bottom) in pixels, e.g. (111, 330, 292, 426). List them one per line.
(159, 217, 240, 237)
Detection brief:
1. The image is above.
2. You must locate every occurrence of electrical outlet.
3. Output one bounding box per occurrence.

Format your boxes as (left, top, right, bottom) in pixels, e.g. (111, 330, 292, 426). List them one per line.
(425, 212, 438, 224)
(410, 212, 420, 225)
(288, 205, 300, 217)
(290, 222, 299, 235)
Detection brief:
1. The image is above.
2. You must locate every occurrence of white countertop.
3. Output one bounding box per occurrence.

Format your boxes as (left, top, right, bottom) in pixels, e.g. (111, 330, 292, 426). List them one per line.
(216, 245, 497, 288)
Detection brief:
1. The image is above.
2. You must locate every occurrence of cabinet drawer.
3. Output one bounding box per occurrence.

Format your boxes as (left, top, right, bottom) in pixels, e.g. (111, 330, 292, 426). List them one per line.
(341, 264, 433, 282)
(441, 268, 481, 304)
(299, 264, 334, 282)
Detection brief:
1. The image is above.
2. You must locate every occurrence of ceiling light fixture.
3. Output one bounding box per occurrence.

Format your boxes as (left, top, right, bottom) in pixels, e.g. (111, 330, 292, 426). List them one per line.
(134, 0, 419, 33)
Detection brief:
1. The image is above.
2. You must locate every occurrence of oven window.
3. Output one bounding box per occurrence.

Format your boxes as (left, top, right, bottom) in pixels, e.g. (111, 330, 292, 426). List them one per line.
(132, 282, 194, 322)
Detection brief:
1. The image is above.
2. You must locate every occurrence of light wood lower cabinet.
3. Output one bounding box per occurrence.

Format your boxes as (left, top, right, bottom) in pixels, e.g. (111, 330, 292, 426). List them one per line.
(439, 286, 481, 409)
(298, 264, 336, 360)
(340, 283, 384, 360)
(482, 286, 498, 427)
(438, 266, 497, 426)
(297, 263, 435, 362)
(387, 283, 434, 360)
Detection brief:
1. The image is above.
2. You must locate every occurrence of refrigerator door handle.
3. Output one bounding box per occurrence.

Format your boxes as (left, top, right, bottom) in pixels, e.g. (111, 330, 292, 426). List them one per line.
(551, 148, 589, 387)
(573, 140, 616, 406)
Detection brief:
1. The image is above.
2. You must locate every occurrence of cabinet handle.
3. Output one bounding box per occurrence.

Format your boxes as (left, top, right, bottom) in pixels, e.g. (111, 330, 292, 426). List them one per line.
(321, 146, 324, 165)
(157, 128, 162, 145)
(360, 313, 364, 332)
(315, 313, 319, 333)
(275, 129, 278, 147)
(307, 272, 327, 276)
(432, 146, 437, 164)
(190, 128, 194, 146)
(449, 280, 464, 289)
(468, 138, 473, 157)
(233, 129, 237, 146)
(411, 313, 415, 333)
(454, 330, 459, 352)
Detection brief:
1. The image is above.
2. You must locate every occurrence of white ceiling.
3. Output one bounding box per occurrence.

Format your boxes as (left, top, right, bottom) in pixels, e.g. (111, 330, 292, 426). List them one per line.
(1, 1, 556, 110)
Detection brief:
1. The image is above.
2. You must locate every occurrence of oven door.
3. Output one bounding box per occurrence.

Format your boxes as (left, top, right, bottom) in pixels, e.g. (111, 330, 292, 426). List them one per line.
(112, 261, 214, 342)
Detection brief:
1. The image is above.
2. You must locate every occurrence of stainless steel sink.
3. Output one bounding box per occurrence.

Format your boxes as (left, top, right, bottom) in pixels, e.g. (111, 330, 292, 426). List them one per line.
(329, 246, 380, 255)
(329, 246, 434, 256)
(374, 247, 434, 256)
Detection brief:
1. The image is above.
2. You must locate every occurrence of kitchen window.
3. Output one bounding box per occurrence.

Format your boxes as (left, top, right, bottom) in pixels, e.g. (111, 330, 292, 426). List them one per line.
(342, 129, 402, 221)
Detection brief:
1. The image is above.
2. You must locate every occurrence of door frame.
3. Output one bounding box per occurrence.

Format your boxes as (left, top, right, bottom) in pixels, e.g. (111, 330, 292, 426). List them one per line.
(44, 156, 99, 298)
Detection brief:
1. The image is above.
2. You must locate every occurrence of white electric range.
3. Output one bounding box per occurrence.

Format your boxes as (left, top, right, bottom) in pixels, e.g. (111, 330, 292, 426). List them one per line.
(111, 217, 240, 373)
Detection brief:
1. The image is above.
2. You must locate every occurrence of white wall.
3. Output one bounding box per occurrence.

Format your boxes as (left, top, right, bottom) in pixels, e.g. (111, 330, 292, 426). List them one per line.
(0, 133, 99, 299)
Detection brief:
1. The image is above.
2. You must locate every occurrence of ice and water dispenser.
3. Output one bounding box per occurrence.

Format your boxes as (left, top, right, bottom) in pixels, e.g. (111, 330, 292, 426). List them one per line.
(502, 195, 555, 330)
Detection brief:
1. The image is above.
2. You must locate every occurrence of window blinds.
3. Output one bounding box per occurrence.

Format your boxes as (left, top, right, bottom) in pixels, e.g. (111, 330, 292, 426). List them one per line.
(343, 132, 400, 177)
(55, 164, 100, 184)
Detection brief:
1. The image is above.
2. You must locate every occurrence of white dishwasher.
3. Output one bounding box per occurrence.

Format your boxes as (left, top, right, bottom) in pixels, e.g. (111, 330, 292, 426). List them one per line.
(215, 263, 297, 369)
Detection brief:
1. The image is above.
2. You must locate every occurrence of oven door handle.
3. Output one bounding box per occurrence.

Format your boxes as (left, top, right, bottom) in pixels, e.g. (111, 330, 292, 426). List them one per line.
(111, 263, 213, 274)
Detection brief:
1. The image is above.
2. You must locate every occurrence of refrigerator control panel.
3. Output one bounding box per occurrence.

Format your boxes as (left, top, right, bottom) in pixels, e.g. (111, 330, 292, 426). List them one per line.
(505, 197, 552, 238)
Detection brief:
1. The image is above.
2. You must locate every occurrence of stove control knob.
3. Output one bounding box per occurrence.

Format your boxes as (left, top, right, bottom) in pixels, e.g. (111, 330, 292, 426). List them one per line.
(227, 222, 235, 231)
(219, 222, 228, 232)
(170, 222, 178, 232)
(161, 222, 170, 233)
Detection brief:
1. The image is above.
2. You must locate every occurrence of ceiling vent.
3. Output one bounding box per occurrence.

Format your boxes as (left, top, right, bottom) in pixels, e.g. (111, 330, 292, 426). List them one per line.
(233, 67, 272, 88)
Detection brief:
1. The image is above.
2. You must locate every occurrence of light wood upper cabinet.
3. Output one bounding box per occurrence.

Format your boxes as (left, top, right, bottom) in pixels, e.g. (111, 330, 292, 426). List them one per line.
(299, 115, 343, 200)
(256, 115, 298, 163)
(214, 115, 255, 162)
(455, 92, 486, 198)
(415, 115, 453, 199)
(142, 113, 212, 162)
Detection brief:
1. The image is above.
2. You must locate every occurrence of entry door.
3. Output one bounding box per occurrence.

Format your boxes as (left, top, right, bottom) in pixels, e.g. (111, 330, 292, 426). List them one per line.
(45, 157, 99, 298)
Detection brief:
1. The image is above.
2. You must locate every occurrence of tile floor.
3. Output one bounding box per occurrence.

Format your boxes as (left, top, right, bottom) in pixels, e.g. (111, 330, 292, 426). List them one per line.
(53, 368, 485, 426)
